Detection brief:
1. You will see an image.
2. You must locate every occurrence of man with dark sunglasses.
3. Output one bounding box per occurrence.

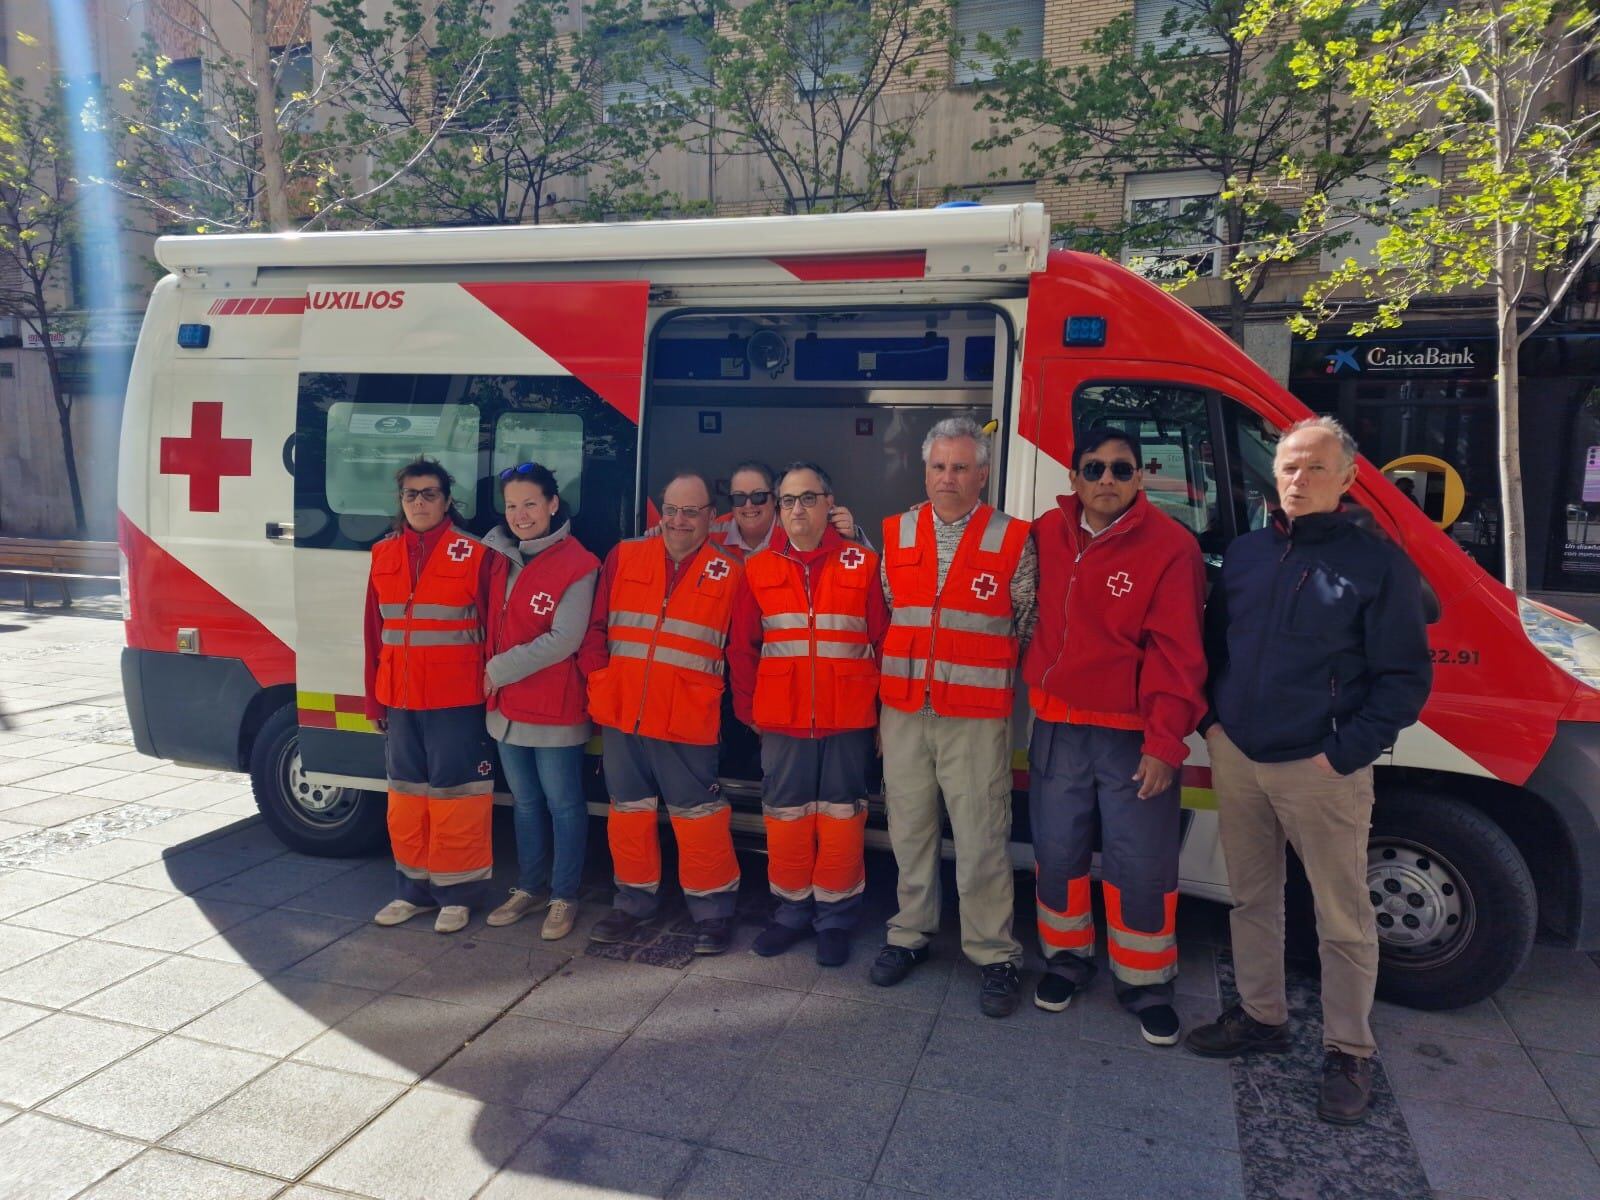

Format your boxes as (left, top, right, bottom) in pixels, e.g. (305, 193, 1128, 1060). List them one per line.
(1020, 426, 1207, 1044)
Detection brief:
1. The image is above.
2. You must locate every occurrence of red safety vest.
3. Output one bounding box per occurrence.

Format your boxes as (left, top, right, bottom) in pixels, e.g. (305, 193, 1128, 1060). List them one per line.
(486, 533, 600, 726)
(745, 541, 880, 733)
(587, 537, 742, 746)
(370, 526, 488, 711)
(879, 503, 1030, 719)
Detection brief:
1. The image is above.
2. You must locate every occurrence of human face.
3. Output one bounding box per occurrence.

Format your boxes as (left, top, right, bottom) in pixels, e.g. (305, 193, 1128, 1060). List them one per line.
(728, 468, 776, 543)
(924, 436, 989, 522)
(778, 469, 831, 551)
(660, 475, 714, 562)
(503, 479, 558, 541)
(1071, 439, 1142, 531)
(400, 473, 450, 534)
(1274, 428, 1357, 519)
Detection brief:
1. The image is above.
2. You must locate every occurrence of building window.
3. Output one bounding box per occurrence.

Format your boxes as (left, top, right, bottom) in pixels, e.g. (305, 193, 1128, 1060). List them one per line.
(1319, 154, 1442, 271)
(953, 0, 1044, 85)
(273, 44, 314, 133)
(1122, 170, 1222, 279)
(156, 57, 202, 127)
(795, 1, 869, 97)
(602, 17, 710, 121)
(1133, 0, 1228, 56)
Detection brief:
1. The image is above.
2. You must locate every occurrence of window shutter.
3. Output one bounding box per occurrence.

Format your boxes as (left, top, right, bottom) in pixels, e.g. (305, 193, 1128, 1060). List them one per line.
(603, 19, 708, 119)
(954, 0, 1044, 85)
(1133, 0, 1227, 56)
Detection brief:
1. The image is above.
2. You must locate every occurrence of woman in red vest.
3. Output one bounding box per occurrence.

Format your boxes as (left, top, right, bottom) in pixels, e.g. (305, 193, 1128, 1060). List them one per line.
(364, 458, 495, 935)
(482, 462, 600, 941)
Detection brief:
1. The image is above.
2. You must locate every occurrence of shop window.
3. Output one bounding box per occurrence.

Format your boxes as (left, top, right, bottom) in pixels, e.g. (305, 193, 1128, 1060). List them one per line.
(954, 0, 1044, 84)
(1123, 171, 1222, 279)
(1555, 389, 1600, 583)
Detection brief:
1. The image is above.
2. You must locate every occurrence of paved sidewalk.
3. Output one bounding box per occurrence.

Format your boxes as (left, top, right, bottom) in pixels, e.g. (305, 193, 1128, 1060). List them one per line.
(0, 606, 1597, 1200)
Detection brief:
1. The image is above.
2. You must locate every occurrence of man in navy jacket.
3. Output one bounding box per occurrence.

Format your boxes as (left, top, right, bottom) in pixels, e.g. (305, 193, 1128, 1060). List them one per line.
(1186, 416, 1431, 1127)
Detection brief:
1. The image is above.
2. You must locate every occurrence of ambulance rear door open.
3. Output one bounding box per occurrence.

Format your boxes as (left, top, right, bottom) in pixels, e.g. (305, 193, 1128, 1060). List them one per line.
(290, 280, 650, 789)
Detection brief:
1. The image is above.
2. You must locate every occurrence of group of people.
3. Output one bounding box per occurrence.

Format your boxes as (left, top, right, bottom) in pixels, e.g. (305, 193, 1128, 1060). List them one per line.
(362, 413, 1432, 1127)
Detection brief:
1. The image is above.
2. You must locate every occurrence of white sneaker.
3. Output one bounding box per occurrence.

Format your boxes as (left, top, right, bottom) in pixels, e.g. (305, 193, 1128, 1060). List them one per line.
(486, 888, 548, 928)
(541, 898, 577, 941)
(435, 905, 470, 934)
(374, 899, 435, 927)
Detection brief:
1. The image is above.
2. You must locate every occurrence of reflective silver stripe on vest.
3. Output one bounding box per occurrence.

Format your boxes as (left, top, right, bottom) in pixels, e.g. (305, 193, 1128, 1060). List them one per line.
(1109, 926, 1177, 955)
(936, 609, 1014, 636)
(380, 628, 483, 646)
(611, 796, 660, 814)
(378, 603, 407, 619)
(932, 661, 1012, 690)
(410, 603, 477, 621)
(760, 642, 814, 659)
(608, 611, 659, 630)
(888, 605, 933, 628)
(897, 510, 919, 549)
(761, 613, 811, 632)
(661, 617, 727, 648)
(762, 801, 817, 820)
(1036, 904, 1093, 934)
(814, 614, 867, 633)
(979, 509, 1015, 554)
(607, 641, 725, 675)
(880, 655, 927, 679)
(815, 643, 872, 660)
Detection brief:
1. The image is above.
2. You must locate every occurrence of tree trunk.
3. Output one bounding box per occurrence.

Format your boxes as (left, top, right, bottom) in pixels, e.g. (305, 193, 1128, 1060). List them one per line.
(36, 313, 87, 535)
(1496, 284, 1526, 595)
(251, 0, 291, 231)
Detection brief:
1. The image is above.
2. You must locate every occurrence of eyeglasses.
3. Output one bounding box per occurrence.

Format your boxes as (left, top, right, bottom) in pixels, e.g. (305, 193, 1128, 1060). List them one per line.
(660, 504, 709, 520)
(1079, 460, 1137, 483)
(400, 487, 445, 503)
(729, 490, 773, 508)
(499, 462, 538, 483)
(778, 491, 827, 511)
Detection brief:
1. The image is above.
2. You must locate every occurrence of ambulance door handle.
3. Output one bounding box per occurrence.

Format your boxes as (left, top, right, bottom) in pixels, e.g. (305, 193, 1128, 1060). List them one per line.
(265, 521, 295, 541)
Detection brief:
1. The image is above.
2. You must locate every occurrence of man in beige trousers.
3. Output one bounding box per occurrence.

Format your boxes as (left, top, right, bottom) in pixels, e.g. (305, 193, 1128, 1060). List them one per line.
(1186, 417, 1431, 1125)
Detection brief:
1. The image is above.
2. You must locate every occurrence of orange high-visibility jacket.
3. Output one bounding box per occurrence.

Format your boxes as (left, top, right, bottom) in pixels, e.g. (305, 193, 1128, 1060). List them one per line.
(745, 541, 881, 733)
(370, 528, 488, 710)
(586, 537, 742, 746)
(879, 503, 1031, 719)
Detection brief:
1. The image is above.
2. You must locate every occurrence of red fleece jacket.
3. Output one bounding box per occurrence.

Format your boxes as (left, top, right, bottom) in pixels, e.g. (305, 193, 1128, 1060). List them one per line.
(1021, 492, 1207, 768)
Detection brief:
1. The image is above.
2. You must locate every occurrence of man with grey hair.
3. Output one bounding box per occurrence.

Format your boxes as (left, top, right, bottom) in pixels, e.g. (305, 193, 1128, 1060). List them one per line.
(1186, 415, 1431, 1125)
(870, 415, 1038, 1018)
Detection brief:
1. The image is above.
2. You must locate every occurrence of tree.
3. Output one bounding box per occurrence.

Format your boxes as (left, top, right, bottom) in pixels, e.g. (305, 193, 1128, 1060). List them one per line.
(650, 0, 950, 213)
(0, 65, 89, 532)
(973, 0, 1425, 342)
(317, 0, 669, 227)
(1242, 0, 1600, 593)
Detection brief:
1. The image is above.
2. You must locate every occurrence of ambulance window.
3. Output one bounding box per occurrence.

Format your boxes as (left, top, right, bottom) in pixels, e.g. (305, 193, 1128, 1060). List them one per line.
(1073, 383, 1220, 554)
(1228, 403, 1281, 533)
(492, 413, 586, 515)
(323, 401, 479, 519)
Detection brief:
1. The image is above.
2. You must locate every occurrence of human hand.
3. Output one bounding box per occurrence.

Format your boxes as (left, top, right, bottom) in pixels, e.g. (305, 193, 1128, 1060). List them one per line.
(483, 669, 497, 697)
(374, 717, 388, 733)
(1132, 754, 1176, 800)
(829, 505, 857, 540)
(1311, 752, 1341, 778)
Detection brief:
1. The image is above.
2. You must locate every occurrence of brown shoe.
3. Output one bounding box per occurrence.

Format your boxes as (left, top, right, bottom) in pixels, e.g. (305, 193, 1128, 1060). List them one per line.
(1318, 1050, 1375, 1124)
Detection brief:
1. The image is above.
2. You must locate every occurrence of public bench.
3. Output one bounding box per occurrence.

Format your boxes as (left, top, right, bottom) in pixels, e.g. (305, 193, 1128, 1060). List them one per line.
(0, 537, 119, 608)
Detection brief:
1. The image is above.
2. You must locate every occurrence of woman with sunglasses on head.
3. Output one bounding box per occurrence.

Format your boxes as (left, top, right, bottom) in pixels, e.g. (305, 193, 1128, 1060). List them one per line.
(481, 461, 600, 940)
(710, 460, 864, 560)
(364, 458, 497, 935)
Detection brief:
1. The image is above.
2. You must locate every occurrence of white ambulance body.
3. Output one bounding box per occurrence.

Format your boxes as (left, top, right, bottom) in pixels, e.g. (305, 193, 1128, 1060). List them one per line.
(119, 203, 1600, 1009)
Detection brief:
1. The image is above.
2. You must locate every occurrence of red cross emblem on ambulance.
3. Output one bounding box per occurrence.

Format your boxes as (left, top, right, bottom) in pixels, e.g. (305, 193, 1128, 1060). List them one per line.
(530, 591, 555, 615)
(446, 537, 474, 563)
(703, 557, 730, 581)
(971, 572, 998, 600)
(1107, 571, 1133, 598)
(839, 546, 865, 570)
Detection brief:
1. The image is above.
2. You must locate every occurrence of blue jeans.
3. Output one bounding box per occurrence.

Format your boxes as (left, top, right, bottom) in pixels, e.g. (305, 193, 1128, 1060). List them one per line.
(496, 742, 588, 901)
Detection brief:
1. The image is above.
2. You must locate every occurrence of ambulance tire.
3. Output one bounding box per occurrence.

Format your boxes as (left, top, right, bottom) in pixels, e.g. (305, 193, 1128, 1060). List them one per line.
(249, 706, 388, 857)
(1368, 793, 1536, 1012)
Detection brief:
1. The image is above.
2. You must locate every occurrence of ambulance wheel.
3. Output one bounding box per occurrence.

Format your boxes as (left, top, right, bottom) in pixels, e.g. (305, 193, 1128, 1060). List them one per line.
(1370, 793, 1536, 1011)
(249, 707, 387, 857)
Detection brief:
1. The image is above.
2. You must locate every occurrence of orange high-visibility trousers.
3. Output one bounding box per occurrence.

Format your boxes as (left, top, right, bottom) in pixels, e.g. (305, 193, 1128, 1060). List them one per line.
(758, 730, 871, 932)
(384, 706, 496, 907)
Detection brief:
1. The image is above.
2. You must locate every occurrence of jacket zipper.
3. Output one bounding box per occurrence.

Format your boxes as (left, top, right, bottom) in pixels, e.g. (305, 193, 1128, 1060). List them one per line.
(632, 581, 672, 735)
(1245, 535, 1299, 714)
(803, 556, 818, 738)
(1038, 514, 1137, 701)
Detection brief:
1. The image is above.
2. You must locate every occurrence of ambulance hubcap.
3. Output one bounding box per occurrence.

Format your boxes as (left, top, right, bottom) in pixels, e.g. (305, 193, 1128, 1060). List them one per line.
(1367, 838, 1471, 963)
(282, 744, 357, 827)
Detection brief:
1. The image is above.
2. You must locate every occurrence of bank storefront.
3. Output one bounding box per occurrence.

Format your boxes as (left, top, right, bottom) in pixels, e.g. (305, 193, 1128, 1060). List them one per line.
(1290, 327, 1600, 608)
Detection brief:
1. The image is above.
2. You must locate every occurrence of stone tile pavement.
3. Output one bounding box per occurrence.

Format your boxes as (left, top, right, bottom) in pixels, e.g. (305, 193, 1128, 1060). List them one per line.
(0, 605, 1597, 1199)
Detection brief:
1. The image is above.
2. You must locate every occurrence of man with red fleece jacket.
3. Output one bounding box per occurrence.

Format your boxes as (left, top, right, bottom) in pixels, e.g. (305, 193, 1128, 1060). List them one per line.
(728, 462, 890, 967)
(1021, 426, 1207, 1045)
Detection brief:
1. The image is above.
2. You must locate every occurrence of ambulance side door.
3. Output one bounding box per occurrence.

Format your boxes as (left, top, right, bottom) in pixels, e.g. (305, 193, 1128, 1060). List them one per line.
(290, 281, 649, 786)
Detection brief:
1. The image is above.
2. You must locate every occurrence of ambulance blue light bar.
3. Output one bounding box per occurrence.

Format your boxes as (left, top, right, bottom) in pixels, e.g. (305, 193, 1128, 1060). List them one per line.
(1064, 316, 1106, 347)
(177, 323, 211, 349)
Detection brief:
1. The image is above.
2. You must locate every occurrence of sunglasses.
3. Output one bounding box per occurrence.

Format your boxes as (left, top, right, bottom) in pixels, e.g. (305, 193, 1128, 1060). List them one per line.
(729, 490, 773, 508)
(499, 462, 539, 483)
(400, 487, 444, 502)
(1079, 460, 1137, 483)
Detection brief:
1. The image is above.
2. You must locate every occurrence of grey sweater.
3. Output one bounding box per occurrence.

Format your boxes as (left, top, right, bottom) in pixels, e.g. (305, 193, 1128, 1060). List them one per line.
(483, 522, 597, 748)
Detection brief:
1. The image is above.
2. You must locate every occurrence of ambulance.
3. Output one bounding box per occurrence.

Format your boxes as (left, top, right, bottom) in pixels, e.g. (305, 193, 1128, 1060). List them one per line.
(118, 203, 1600, 1010)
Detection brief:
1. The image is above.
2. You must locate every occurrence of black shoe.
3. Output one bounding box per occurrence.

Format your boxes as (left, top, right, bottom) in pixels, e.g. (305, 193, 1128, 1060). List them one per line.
(1034, 973, 1077, 1013)
(979, 962, 1022, 1019)
(1184, 1003, 1293, 1059)
(588, 908, 644, 945)
(751, 921, 810, 958)
(1318, 1050, 1375, 1125)
(693, 918, 733, 956)
(869, 944, 929, 987)
(815, 929, 850, 967)
(1138, 1004, 1182, 1046)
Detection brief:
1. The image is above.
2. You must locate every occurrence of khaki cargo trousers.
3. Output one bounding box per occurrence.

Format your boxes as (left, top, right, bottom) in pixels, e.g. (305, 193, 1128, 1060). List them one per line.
(1208, 725, 1379, 1057)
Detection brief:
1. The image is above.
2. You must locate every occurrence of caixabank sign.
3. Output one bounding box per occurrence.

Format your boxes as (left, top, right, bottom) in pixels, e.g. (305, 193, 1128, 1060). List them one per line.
(1293, 336, 1496, 378)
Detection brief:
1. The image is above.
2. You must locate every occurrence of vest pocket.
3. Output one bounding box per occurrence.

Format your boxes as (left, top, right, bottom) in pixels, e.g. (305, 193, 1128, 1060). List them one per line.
(752, 659, 797, 729)
(668, 673, 724, 743)
(586, 665, 621, 729)
(828, 660, 879, 729)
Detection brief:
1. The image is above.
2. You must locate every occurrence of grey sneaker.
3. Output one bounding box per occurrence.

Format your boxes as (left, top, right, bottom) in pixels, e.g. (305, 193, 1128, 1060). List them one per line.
(486, 888, 548, 928)
(541, 898, 577, 941)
